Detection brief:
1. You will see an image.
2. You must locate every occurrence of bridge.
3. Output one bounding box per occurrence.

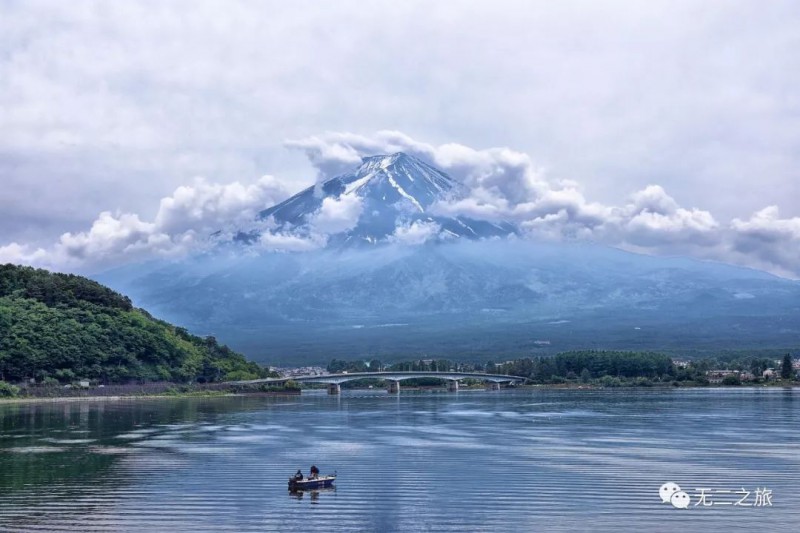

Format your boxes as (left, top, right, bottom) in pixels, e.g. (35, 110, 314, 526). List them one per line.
(232, 371, 527, 394)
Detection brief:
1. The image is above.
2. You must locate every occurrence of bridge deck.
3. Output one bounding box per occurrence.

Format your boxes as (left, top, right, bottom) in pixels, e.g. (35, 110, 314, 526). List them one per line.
(231, 371, 527, 386)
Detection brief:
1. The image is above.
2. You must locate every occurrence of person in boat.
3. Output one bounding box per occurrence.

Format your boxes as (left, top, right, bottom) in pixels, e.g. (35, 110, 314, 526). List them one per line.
(309, 465, 319, 480)
(293, 469, 303, 481)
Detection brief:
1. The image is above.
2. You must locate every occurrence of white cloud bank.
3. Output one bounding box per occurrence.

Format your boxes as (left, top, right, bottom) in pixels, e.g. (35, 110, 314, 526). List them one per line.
(2, 131, 800, 279)
(729, 207, 800, 278)
(285, 131, 800, 278)
(0, 175, 293, 271)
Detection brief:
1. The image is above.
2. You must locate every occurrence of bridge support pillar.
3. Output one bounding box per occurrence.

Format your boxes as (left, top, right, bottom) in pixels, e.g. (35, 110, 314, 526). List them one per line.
(387, 380, 401, 394)
(328, 383, 341, 395)
(447, 380, 459, 392)
(486, 382, 501, 391)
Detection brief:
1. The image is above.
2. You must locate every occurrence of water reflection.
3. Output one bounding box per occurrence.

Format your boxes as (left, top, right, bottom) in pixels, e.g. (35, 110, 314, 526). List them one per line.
(289, 487, 337, 504)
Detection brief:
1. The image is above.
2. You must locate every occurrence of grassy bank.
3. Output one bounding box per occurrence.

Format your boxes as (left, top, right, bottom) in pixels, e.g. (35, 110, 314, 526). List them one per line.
(0, 380, 301, 402)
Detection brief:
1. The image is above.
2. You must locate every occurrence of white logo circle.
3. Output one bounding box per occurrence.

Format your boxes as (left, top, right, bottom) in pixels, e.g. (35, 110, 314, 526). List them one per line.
(659, 482, 681, 503)
(670, 491, 691, 509)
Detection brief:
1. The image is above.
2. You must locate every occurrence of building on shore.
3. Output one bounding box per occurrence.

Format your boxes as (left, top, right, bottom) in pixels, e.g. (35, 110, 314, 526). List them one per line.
(706, 370, 755, 384)
(276, 366, 326, 378)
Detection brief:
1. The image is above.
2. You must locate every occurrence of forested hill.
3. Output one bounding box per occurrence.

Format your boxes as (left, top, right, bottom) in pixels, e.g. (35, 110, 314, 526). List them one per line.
(0, 264, 267, 384)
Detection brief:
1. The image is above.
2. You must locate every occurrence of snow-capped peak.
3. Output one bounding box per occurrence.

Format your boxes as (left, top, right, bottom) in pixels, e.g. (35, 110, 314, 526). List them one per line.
(255, 152, 515, 245)
(360, 152, 406, 170)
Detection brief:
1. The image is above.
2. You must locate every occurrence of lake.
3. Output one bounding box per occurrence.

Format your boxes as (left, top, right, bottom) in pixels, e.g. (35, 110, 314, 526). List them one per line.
(1, 388, 798, 532)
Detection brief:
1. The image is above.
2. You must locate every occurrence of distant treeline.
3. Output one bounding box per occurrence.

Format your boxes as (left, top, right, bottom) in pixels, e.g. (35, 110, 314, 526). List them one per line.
(494, 351, 673, 382)
(329, 351, 673, 385)
(0, 264, 271, 385)
(327, 350, 797, 386)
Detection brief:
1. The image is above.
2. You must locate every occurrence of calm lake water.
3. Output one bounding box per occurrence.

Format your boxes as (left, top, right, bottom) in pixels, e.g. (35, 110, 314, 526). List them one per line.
(1, 388, 799, 532)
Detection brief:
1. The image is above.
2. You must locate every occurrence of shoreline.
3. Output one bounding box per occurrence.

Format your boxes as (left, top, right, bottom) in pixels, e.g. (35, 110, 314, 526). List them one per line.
(0, 390, 301, 405)
(3, 382, 797, 405)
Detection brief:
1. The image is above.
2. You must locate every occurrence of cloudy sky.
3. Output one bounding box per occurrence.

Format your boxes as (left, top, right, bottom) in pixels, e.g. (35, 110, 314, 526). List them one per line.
(1, 1, 799, 277)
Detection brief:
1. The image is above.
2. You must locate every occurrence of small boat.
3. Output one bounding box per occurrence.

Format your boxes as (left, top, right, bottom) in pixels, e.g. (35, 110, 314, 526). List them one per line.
(288, 474, 336, 491)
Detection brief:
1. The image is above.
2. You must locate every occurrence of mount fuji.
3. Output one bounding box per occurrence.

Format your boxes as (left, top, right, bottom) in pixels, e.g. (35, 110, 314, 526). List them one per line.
(237, 152, 515, 246)
(97, 154, 800, 366)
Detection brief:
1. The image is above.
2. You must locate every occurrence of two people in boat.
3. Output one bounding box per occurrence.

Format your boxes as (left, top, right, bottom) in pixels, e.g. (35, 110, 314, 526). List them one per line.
(293, 465, 320, 481)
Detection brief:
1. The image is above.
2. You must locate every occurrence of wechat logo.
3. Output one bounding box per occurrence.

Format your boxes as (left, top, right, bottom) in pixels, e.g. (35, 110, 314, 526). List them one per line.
(660, 482, 691, 509)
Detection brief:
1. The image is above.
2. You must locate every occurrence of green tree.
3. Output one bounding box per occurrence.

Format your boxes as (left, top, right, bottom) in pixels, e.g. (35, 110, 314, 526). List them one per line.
(0, 381, 20, 397)
(722, 374, 741, 386)
(781, 353, 793, 380)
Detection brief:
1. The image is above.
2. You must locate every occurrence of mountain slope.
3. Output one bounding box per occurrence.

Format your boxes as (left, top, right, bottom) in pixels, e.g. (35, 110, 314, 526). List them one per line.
(98, 240, 800, 365)
(0, 264, 266, 383)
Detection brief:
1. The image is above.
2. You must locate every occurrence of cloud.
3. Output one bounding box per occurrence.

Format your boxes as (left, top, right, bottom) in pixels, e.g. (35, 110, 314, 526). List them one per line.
(390, 221, 442, 246)
(154, 175, 289, 236)
(729, 206, 800, 277)
(258, 231, 326, 252)
(309, 195, 363, 235)
(0, 243, 49, 266)
(57, 211, 172, 262)
(603, 185, 720, 248)
(0, 174, 291, 271)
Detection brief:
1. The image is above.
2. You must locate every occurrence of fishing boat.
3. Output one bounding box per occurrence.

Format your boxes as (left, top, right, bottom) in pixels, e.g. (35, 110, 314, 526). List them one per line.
(288, 474, 336, 491)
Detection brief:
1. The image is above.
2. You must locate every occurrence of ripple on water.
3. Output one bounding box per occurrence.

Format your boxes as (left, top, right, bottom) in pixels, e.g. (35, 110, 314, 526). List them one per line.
(5, 446, 66, 453)
(39, 438, 97, 445)
(88, 446, 141, 455)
